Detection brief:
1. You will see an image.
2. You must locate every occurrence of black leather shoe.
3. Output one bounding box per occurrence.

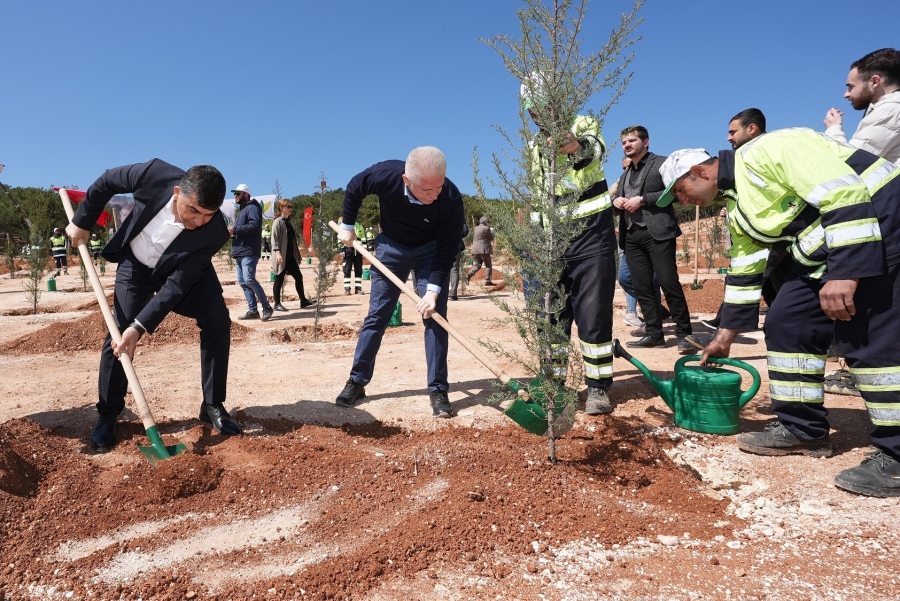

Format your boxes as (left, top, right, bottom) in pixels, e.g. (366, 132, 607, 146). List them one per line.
(261, 306, 274, 321)
(91, 413, 119, 452)
(273, 303, 289, 312)
(449, 295, 458, 301)
(199, 402, 243, 435)
(336, 378, 366, 407)
(238, 310, 260, 320)
(626, 335, 665, 348)
(301, 299, 317, 308)
(430, 390, 455, 418)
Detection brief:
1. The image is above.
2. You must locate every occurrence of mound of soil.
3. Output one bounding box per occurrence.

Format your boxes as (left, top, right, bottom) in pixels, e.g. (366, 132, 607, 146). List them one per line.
(0, 415, 726, 600)
(0, 437, 41, 497)
(0, 311, 250, 356)
(269, 323, 359, 343)
(152, 452, 223, 504)
(681, 279, 725, 314)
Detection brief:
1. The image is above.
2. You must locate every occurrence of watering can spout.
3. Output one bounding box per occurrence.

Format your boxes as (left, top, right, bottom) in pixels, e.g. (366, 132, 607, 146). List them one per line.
(612, 339, 676, 410)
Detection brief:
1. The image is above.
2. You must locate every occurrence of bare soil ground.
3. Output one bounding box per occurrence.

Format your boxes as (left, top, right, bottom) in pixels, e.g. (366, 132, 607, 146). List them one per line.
(1, 257, 896, 600)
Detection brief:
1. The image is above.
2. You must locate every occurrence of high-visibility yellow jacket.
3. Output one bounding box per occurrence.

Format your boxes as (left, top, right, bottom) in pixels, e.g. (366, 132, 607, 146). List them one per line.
(530, 114, 610, 220)
(50, 235, 67, 257)
(90, 238, 103, 251)
(721, 127, 900, 330)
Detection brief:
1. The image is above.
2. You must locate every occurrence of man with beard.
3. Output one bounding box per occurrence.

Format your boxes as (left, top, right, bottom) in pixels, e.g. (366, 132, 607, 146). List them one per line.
(614, 125, 698, 352)
(824, 48, 900, 164)
(230, 183, 273, 321)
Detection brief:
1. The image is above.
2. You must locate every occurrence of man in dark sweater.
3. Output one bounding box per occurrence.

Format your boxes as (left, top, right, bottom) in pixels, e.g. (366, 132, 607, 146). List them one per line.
(229, 183, 273, 321)
(335, 147, 465, 418)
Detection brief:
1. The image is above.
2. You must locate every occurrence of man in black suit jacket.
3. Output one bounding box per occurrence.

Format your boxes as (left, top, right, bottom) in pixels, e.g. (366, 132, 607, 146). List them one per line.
(66, 159, 242, 452)
(613, 126, 697, 352)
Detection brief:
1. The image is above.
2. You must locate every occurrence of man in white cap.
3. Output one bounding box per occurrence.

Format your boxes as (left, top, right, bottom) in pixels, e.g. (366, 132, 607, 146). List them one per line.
(229, 183, 273, 321)
(658, 128, 900, 497)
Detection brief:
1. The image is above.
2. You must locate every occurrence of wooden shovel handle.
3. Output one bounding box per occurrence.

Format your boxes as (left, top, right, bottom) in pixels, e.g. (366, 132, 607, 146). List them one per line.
(59, 189, 158, 432)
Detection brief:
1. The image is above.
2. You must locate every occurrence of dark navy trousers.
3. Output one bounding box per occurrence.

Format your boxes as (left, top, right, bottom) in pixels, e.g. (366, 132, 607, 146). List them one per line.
(349, 235, 450, 392)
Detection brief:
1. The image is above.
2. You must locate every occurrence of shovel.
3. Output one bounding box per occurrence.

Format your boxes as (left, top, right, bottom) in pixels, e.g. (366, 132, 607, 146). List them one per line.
(59, 189, 186, 464)
(327, 221, 570, 436)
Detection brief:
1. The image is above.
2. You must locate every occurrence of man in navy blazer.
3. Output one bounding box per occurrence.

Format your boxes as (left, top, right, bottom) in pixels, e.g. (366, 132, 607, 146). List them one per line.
(66, 159, 242, 451)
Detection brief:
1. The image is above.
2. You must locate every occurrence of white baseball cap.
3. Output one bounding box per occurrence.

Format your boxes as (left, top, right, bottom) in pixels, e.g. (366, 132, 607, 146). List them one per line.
(231, 183, 251, 196)
(657, 149, 711, 207)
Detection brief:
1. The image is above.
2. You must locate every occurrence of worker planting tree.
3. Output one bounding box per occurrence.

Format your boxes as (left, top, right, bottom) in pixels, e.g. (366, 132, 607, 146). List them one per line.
(474, 0, 642, 461)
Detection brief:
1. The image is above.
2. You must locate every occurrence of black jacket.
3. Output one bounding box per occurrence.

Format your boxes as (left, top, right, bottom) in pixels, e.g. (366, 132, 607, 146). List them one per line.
(614, 152, 682, 249)
(72, 159, 229, 333)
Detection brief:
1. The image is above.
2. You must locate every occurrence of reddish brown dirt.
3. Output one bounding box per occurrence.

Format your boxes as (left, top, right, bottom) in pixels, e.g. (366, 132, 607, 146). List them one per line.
(0, 416, 726, 600)
(269, 324, 359, 343)
(0, 312, 250, 356)
(680, 279, 725, 314)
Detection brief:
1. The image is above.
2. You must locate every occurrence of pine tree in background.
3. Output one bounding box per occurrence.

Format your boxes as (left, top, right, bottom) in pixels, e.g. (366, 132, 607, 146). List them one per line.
(474, 0, 642, 462)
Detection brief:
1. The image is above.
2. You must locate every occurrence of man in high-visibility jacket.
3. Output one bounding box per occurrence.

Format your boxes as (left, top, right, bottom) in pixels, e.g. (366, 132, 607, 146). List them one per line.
(522, 83, 617, 416)
(342, 219, 366, 295)
(90, 234, 103, 265)
(50, 227, 68, 275)
(658, 128, 900, 497)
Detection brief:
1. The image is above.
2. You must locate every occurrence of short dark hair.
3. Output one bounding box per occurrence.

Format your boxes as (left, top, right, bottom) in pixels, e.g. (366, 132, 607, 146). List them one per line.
(731, 108, 766, 133)
(620, 125, 649, 140)
(179, 165, 226, 210)
(852, 48, 900, 88)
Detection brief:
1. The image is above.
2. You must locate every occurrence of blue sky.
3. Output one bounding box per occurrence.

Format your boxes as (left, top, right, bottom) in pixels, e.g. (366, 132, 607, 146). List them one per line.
(2, 1, 898, 199)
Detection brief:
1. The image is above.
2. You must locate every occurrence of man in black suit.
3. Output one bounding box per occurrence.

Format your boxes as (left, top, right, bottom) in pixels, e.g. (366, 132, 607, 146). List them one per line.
(66, 159, 242, 452)
(613, 126, 698, 352)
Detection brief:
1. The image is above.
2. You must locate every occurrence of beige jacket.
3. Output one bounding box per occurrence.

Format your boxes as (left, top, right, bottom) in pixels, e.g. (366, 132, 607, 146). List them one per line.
(270, 216, 303, 276)
(825, 90, 900, 163)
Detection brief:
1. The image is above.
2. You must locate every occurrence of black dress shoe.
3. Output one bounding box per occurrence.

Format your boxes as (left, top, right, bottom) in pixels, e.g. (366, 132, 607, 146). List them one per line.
(273, 303, 289, 312)
(300, 299, 317, 308)
(91, 413, 119, 452)
(199, 402, 243, 435)
(238, 310, 260, 320)
(626, 335, 666, 348)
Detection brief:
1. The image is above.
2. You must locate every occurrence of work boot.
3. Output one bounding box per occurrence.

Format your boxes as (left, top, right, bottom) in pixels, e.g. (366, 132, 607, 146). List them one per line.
(834, 450, 900, 498)
(430, 390, 455, 418)
(199, 402, 243, 435)
(824, 369, 862, 397)
(584, 387, 612, 415)
(736, 421, 832, 458)
(336, 378, 366, 407)
(238, 310, 260, 320)
(345, 287, 352, 295)
(355, 287, 363, 295)
(91, 413, 119, 452)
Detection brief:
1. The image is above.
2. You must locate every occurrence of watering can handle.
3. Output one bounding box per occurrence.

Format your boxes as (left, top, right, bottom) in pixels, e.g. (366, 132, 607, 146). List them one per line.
(677, 355, 762, 408)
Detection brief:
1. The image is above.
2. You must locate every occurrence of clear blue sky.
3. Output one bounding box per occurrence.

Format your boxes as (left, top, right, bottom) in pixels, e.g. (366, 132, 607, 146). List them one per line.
(2, 1, 898, 199)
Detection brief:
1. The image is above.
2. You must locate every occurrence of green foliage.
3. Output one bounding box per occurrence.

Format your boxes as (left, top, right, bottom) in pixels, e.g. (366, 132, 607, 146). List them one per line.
(23, 242, 46, 315)
(309, 177, 341, 341)
(476, 0, 642, 459)
(680, 233, 692, 267)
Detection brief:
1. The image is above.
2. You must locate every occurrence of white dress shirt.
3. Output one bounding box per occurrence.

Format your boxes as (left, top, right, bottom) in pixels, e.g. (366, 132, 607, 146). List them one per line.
(129, 195, 185, 268)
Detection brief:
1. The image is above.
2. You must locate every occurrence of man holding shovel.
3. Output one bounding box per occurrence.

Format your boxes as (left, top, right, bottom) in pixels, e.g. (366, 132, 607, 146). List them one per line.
(334, 147, 464, 418)
(66, 159, 243, 452)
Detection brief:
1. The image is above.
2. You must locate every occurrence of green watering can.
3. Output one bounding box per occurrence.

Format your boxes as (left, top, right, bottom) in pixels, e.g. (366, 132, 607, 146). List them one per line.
(613, 339, 761, 435)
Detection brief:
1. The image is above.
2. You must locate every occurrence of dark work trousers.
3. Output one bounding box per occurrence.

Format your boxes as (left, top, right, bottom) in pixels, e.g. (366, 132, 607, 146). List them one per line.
(449, 250, 462, 297)
(343, 247, 363, 290)
(761, 242, 793, 306)
(766, 263, 900, 458)
(349, 235, 450, 392)
(547, 249, 617, 390)
(624, 226, 692, 340)
(97, 248, 230, 416)
(273, 255, 308, 304)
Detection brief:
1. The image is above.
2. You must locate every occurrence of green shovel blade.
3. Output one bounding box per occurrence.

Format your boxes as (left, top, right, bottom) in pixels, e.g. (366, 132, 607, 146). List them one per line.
(138, 425, 187, 465)
(503, 377, 572, 436)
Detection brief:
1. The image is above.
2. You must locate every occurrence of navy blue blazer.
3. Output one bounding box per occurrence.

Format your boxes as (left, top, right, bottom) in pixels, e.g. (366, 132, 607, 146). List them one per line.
(72, 159, 229, 333)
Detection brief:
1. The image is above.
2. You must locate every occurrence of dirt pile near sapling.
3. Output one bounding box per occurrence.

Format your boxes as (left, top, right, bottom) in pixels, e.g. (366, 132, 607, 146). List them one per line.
(0, 437, 41, 497)
(152, 451, 223, 503)
(269, 323, 359, 343)
(0, 311, 250, 355)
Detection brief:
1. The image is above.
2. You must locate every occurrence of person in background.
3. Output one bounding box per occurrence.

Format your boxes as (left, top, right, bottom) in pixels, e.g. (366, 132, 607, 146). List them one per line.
(342, 218, 365, 295)
(271, 199, 316, 312)
(51, 227, 68, 275)
(230, 183, 273, 321)
(261, 222, 272, 260)
(90, 233, 103, 265)
(449, 221, 470, 301)
(466, 216, 495, 286)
